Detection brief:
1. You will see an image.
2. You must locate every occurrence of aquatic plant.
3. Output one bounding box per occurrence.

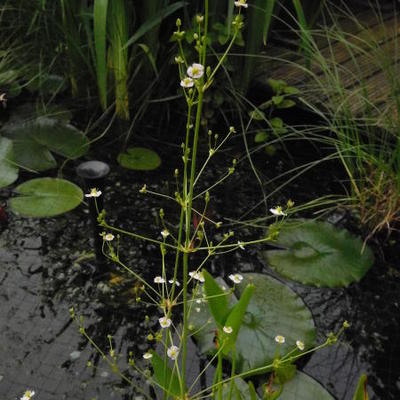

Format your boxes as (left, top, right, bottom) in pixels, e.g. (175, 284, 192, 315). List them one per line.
(70, 3, 355, 399)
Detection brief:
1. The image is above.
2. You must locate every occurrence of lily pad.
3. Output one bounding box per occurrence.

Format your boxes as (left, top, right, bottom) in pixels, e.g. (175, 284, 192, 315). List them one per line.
(2, 117, 89, 171)
(0, 137, 18, 188)
(189, 273, 316, 375)
(263, 220, 374, 287)
(10, 178, 83, 217)
(118, 147, 161, 170)
(275, 371, 335, 400)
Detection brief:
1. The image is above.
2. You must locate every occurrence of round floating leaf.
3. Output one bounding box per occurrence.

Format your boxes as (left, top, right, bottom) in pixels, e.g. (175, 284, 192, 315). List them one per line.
(118, 147, 161, 171)
(263, 219, 374, 287)
(189, 273, 316, 375)
(275, 371, 335, 400)
(10, 178, 83, 217)
(2, 117, 89, 171)
(0, 136, 18, 188)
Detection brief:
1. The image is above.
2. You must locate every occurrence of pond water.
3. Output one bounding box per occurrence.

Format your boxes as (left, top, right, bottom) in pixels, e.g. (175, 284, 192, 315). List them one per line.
(1, 139, 399, 400)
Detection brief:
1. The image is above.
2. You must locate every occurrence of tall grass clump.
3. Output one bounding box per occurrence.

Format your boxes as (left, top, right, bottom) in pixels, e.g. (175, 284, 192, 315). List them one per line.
(282, 1, 400, 240)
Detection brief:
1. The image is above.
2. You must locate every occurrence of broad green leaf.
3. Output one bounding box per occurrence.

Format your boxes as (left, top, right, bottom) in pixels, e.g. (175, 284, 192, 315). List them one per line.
(275, 371, 334, 400)
(255, 131, 268, 143)
(268, 79, 287, 94)
(263, 219, 374, 287)
(150, 351, 182, 398)
(275, 363, 296, 385)
(10, 178, 83, 218)
(272, 96, 284, 106)
(0, 137, 18, 188)
(189, 273, 316, 375)
(352, 374, 368, 400)
(117, 147, 161, 170)
(222, 283, 254, 356)
(203, 269, 230, 328)
(2, 117, 88, 171)
(270, 117, 284, 128)
(283, 86, 300, 95)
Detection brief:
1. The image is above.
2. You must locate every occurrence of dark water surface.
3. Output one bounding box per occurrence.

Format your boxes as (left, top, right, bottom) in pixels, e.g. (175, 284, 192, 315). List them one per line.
(1, 143, 399, 400)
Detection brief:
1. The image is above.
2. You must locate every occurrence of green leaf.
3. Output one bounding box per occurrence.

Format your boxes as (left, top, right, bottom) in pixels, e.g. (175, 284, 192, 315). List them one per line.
(263, 219, 374, 287)
(94, 0, 109, 110)
(203, 269, 230, 328)
(268, 79, 287, 94)
(283, 86, 300, 95)
(275, 363, 296, 385)
(117, 147, 161, 170)
(150, 351, 182, 398)
(189, 273, 316, 375)
(274, 371, 335, 400)
(10, 178, 83, 218)
(270, 117, 283, 129)
(0, 137, 18, 188)
(352, 374, 368, 400)
(249, 109, 266, 121)
(272, 96, 284, 106)
(2, 117, 89, 171)
(255, 131, 268, 144)
(277, 99, 296, 109)
(222, 283, 255, 356)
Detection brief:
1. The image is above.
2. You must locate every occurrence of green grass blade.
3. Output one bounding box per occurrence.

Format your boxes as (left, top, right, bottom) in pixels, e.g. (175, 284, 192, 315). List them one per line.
(292, 0, 312, 67)
(263, 0, 276, 45)
(109, 0, 130, 120)
(123, 1, 185, 50)
(94, 0, 108, 110)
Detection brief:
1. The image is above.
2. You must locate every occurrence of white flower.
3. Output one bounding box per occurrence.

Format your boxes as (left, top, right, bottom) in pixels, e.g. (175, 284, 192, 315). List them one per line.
(161, 229, 170, 239)
(196, 299, 202, 304)
(275, 335, 285, 344)
(143, 352, 153, 359)
(195, 307, 201, 312)
(85, 188, 102, 198)
(270, 206, 287, 216)
(159, 316, 172, 328)
(104, 233, 114, 241)
(234, 0, 248, 8)
(168, 279, 180, 286)
(189, 271, 205, 283)
(223, 326, 233, 334)
(296, 340, 305, 351)
(228, 274, 243, 284)
(167, 345, 179, 360)
(21, 390, 35, 400)
(180, 77, 194, 88)
(187, 63, 204, 79)
(154, 276, 165, 284)
(237, 241, 245, 250)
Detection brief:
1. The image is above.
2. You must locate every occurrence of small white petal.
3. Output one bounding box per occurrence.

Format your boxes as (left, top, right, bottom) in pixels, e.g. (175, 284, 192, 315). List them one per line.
(234, 0, 248, 7)
(154, 276, 166, 284)
(104, 233, 114, 241)
(237, 241, 245, 250)
(189, 271, 205, 283)
(168, 279, 180, 286)
(269, 207, 287, 216)
(223, 326, 233, 334)
(228, 274, 243, 284)
(180, 77, 194, 88)
(296, 340, 305, 351)
(187, 63, 204, 79)
(275, 335, 285, 344)
(85, 188, 102, 198)
(195, 307, 201, 312)
(143, 352, 153, 359)
(161, 229, 170, 239)
(159, 316, 172, 328)
(167, 345, 179, 360)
